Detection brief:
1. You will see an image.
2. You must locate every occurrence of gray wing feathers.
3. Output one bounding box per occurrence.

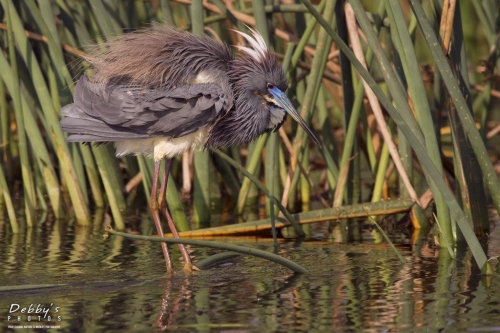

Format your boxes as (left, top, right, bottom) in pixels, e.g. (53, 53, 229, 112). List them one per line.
(60, 75, 228, 142)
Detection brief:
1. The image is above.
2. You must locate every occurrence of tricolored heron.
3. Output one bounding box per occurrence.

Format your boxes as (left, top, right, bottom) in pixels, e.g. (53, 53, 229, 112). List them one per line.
(60, 26, 320, 272)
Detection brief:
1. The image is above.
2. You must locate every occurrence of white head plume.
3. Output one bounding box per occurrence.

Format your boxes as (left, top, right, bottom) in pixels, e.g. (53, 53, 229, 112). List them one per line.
(233, 27, 268, 63)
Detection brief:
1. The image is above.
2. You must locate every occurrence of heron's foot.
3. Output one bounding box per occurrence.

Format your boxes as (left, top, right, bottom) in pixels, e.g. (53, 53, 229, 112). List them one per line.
(182, 262, 200, 273)
(165, 268, 175, 277)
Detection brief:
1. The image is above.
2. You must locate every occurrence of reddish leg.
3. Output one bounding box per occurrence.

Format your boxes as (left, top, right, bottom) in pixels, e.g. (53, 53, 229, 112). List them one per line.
(150, 161, 172, 273)
(158, 158, 195, 272)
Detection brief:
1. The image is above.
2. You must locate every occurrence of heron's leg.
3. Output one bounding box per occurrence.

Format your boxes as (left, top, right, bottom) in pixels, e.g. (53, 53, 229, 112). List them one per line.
(158, 158, 196, 272)
(150, 160, 173, 273)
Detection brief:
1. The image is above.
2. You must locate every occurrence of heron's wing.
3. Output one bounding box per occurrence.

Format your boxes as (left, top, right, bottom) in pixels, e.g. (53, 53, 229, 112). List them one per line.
(60, 75, 229, 142)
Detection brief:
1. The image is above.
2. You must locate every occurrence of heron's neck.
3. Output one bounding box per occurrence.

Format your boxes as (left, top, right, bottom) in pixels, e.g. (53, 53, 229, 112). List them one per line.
(205, 83, 269, 149)
(268, 105, 286, 131)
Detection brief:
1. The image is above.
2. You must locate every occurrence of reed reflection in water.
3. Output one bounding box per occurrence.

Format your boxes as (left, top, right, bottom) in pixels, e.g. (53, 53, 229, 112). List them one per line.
(0, 217, 499, 332)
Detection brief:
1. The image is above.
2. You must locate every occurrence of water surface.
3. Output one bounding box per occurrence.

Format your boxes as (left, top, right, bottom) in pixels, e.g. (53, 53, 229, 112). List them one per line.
(1, 218, 499, 332)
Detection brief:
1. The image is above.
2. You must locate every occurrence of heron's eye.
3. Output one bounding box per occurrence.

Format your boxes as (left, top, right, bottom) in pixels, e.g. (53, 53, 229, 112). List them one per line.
(267, 83, 274, 89)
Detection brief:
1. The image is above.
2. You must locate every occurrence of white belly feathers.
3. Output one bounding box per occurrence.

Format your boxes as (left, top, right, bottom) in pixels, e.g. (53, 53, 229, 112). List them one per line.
(114, 128, 208, 161)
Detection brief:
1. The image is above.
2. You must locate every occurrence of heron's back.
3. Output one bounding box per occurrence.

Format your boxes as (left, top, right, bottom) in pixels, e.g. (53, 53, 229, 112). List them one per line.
(89, 25, 234, 91)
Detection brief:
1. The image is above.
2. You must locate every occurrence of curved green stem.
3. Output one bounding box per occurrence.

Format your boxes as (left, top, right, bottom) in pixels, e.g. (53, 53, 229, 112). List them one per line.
(105, 227, 308, 273)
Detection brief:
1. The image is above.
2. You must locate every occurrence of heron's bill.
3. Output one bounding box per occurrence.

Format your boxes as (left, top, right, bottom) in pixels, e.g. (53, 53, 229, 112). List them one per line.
(268, 87, 322, 147)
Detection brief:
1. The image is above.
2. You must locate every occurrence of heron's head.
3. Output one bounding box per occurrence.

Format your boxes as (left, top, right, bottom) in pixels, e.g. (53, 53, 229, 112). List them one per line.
(228, 28, 321, 146)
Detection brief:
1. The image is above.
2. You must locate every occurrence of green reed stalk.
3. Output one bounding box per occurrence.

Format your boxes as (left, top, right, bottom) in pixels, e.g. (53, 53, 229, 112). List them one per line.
(24, 0, 75, 92)
(289, 0, 334, 207)
(216, 150, 304, 236)
(252, 0, 270, 38)
(92, 146, 125, 230)
(211, 151, 241, 197)
(191, 0, 210, 228)
(386, 0, 450, 235)
(178, 198, 415, 236)
(137, 156, 153, 204)
(5, 1, 36, 226)
(471, 1, 494, 44)
(1, 0, 90, 224)
(289, 0, 327, 73)
(253, 0, 278, 242)
(316, 86, 339, 198)
(0, 162, 17, 231)
(445, 1, 489, 238)
(371, 142, 389, 203)
(350, 0, 488, 262)
(237, 136, 268, 213)
(167, 170, 190, 231)
(0, 78, 9, 182)
(62, 1, 107, 210)
(160, 0, 175, 24)
(87, 0, 121, 38)
(301, 0, 490, 272)
(106, 228, 308, 273)
(80, 145, 104, 208)
(335, 0, 358, 206)
(0, 49, 64, 220)
(410, 0, 500, 227)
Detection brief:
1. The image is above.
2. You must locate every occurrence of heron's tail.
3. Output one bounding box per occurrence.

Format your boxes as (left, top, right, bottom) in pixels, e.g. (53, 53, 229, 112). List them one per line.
(60, 104, 115, 142)
(60, 75, 112, 142)
(60, 76, 148, 142)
